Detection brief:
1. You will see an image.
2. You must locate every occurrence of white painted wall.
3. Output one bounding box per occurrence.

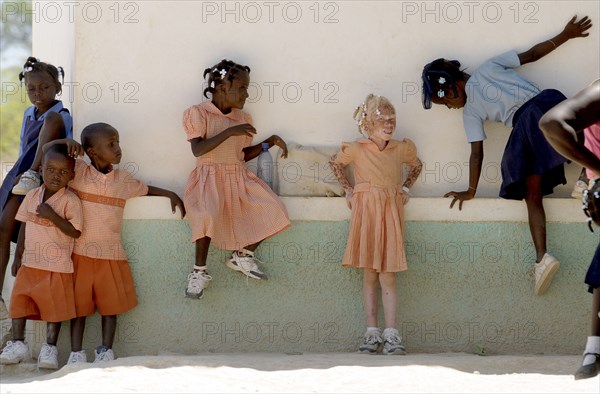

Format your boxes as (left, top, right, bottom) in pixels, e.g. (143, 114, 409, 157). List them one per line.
(32, 0, 600, 198)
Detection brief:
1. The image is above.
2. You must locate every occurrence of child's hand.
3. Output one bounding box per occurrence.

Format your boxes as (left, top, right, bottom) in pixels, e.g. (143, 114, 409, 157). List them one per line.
(169, 192, 186, 218)
(226, 124, 256, 138)
(443, 189, 475, 210)
(562, 16, 592, 40)
(345, 189, 353, 209)
(36, 203, 57, 220)
(65, 139, 84, 158)
(270, 135, 288, 158)
(11, 258, 21, 276)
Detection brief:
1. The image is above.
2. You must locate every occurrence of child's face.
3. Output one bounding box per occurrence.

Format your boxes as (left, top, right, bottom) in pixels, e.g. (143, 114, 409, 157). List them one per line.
(24, 71, 59, 110)
(41, 153, 74, 193)
(222, 71, 250, 109)
(366, 105, 396, 142)
(431, 85, 466, 109)
(90, 128, 123, 165)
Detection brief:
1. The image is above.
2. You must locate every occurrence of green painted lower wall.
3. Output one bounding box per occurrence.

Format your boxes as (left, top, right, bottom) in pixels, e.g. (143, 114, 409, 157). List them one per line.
(16, 220, 600, 360)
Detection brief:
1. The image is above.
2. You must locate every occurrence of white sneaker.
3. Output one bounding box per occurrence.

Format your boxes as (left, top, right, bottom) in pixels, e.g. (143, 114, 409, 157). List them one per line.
(358, 328, 382, 354)
(185, 270, 212, 299)
(37, 343, 58, 369)
(67, 350, 87, 364)
(12, 170, 41, 195)
(382, 328, 407, 355)
(93, 346, 115, 363)
(225, 249, 267, 280)
(0, 297, 8, 320)
(534, 253, 560, 296)
(0, 340, 30, 364)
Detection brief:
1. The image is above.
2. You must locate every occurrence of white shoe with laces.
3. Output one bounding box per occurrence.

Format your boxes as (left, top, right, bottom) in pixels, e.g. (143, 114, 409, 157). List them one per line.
(185, 270, 212, 299)
(94, 346, 115, 363)
(533, 253, 560, 296)
(67, 350, 87, 364)
(12, 169, 41, 195)
(382, 328, 407, 355)
(0, 340, 30, 364)
(358, 328, 382, 354)
(225, 249, 267, 280)
(37, 343, 59, 369)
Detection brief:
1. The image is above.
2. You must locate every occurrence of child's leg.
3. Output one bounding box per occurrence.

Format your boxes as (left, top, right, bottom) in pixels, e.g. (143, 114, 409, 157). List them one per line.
(101, 315, 117, 349)
(524, 175, 546, 262)
(378, 272, 397, 329)
(10, 317, 26, 340)
(70, 316, 86, 351)
(592, 288, 600, 336)
(193, 237, 211, 271)
(0, 195, 21, 298)
(29, 116, 65, 174)
(46, 322, 61, 346)
(576, 288, 600, 379)
(186, 237, 212, 299)
(363, 269, 379, 327)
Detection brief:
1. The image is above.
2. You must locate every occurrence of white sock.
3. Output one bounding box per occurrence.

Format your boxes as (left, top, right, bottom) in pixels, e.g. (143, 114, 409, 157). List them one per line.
(366, 326, 380, 333)
(582, 336, 600, 366)
(193, 265, 206, 272)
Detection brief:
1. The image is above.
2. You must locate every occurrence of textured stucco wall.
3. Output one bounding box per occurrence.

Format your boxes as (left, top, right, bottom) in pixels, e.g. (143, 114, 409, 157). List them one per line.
(4, 204, 597, 364)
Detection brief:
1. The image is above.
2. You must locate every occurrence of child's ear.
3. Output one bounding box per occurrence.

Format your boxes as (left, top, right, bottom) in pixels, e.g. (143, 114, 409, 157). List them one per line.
(85, 146, 95, 158)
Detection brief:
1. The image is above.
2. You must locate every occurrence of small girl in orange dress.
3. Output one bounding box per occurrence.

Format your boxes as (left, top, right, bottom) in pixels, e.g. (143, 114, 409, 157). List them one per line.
(182, 59, 290, 300)
(330, 94, 422, 355)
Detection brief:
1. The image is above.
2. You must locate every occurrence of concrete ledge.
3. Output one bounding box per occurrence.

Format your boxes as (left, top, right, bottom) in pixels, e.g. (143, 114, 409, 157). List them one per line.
(124, 196, 588, 223)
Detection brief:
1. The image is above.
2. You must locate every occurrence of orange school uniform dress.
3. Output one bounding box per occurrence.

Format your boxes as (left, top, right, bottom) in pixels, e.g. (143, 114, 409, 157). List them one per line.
(183, 102, 290, 250)
(332, 138, 419, 273)
(11, 186, 82, 322)
(69, 159, 148, 316)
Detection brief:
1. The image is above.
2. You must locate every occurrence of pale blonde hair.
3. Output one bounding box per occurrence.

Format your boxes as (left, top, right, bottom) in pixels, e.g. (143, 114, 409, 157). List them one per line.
(353, 94, 395, 136)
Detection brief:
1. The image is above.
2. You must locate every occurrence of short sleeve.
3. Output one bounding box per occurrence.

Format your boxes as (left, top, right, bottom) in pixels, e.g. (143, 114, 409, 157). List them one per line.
(402, 138, 419, 165)
(121, 171, 149, 199)
(332, 142, 357, 167)
(15, 193, 32, 223)
(489, 50, 521, 69)
(64, 192, 83, 232)
(183, 105, 207, 140)
(463, 111, 486, 142)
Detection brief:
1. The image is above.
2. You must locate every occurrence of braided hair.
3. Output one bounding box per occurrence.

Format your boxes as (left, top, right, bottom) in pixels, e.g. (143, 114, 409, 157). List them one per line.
(352, 94, 394, 137)
(583, 179, 600, 232)
(202, 59, 251, 98)
(421, 58, 468, 110)
(18, 57, 64, 93)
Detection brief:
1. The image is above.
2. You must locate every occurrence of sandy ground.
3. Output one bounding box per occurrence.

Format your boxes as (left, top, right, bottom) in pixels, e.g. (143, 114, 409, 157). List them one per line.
(0, 352, 599, 393)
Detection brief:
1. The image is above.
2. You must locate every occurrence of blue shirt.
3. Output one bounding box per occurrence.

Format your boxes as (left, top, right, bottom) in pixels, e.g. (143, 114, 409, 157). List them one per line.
(18, 100, 73, 156)
(463, 50, 541, 142)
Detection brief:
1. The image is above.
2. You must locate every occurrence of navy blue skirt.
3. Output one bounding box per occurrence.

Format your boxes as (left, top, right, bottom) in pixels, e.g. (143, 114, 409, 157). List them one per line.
(500, 89, 568, 200)
(586, 242, 600, 293)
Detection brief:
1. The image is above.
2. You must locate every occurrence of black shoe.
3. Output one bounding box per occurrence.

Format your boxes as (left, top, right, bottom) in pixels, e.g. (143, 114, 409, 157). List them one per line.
(574, 353, 600, 380)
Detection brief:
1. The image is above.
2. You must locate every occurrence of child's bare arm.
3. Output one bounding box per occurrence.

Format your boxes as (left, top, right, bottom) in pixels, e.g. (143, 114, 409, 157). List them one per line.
(518, 16, 592, 65)
(540, 80, 600, 176)
(243, 135, 288, 162)
(444, 141, 483, 210)
(36, 203, 81, 238)
(329, 154, 354, 209)
(42, 138, 84, 158)
(190, 124, 256, 157)
(146, 186, 186, 218)
(404, 157, 423, 189)
(11, 223, 26, 276)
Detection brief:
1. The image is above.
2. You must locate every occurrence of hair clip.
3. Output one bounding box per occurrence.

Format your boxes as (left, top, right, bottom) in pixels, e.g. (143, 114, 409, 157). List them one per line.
(438, 77, 446, 85)
(375, 108, 381, 116)
(219, 69, 227, 79)
(210, 81, 215, 88)
(437, 90, 445, 98)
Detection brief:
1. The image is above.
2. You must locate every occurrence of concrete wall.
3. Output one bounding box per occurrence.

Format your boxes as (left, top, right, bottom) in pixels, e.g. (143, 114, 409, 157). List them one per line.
(1, 196, 598, 362)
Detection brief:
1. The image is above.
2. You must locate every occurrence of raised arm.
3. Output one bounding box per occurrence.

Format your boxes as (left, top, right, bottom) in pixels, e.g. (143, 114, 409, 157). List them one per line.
(539, 80, 600, 176)
(444, 140, 483, 210)
(190, 124, 256, 157)
(42, 138, 84, 158)
(518, 16, 592, 65)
